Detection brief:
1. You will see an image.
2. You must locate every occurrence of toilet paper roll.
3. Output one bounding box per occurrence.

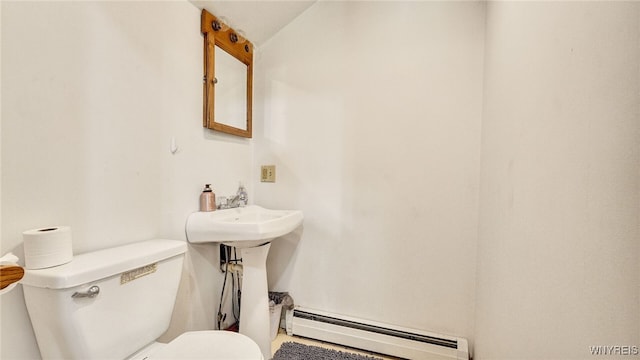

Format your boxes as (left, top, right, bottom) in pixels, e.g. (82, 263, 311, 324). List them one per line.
(23, 226, 73, 269)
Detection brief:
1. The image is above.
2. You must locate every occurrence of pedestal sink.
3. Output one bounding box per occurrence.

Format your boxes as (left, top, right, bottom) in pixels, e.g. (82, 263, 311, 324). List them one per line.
(186, 205, 303, 359)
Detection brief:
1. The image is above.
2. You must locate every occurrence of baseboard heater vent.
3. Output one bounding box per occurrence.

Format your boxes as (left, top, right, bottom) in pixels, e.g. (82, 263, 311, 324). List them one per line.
(288, 307, 469, 360)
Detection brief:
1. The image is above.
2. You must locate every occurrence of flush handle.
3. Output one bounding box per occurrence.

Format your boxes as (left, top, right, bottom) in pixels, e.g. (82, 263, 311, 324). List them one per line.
(72, 285, 100, 298)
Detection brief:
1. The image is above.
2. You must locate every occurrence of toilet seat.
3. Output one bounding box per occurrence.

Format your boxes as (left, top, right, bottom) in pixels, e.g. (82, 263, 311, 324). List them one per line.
(150, 331, 263, 360)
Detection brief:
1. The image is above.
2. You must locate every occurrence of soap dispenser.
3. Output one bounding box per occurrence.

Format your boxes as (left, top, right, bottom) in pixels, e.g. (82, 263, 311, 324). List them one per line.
(199, 184, 216, 212)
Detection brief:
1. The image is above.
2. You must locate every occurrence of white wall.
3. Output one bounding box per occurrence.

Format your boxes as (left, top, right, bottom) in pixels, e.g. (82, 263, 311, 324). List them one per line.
(1, 2, 251, 358)
(253, 1, 485, 343)
(475, 2, 640, 359)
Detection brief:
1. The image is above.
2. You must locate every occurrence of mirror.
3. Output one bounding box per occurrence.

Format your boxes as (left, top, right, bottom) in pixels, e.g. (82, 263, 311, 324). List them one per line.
(201, 10, 253, 138)
(215, 47, 247, 130)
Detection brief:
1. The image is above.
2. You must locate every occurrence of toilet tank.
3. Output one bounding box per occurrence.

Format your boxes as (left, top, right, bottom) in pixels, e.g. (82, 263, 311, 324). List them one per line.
(21, 239, 187, 360)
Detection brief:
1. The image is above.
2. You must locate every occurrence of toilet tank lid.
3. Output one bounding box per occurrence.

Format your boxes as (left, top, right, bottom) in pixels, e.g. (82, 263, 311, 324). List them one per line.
(21, 239, 187, 289)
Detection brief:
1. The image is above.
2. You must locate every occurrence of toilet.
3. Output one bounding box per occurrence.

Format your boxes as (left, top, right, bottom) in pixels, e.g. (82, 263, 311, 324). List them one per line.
(21, 239, 263, 360)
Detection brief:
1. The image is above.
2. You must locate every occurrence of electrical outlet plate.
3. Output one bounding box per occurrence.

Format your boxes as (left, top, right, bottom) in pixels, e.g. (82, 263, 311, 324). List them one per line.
(261, 165, 276, 182)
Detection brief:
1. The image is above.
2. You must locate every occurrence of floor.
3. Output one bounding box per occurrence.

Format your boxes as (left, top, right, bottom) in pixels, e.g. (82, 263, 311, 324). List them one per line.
(271, 330, 400, 360)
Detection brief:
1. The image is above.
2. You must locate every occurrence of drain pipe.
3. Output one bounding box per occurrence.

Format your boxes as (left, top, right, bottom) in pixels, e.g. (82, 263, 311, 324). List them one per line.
(221, 262, 243, 273)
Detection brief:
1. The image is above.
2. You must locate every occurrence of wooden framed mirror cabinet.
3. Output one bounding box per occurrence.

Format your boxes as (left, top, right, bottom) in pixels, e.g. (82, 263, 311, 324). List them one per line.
(201, 10, 253, 138)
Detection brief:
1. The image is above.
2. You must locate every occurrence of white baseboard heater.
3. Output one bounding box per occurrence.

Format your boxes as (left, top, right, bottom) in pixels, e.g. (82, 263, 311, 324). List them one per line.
(287, 307, 469, 360)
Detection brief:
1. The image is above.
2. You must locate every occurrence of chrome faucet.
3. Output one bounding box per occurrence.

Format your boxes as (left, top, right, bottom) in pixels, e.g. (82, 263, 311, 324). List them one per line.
(217, 183, 248, 209)
(227, 194, 241, 208)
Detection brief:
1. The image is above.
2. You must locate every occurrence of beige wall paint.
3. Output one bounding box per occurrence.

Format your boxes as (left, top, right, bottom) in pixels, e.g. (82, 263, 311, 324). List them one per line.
(254, 1, 486, 344)
(1, 2, 251, 358)
(475, 2, 640, 359)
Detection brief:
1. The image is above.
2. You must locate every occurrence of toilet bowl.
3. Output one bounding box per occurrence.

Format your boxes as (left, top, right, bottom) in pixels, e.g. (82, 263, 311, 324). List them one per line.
(128, 331, 263, 360)
(21, 239, 263, 360)
(136, 331, 262, 359)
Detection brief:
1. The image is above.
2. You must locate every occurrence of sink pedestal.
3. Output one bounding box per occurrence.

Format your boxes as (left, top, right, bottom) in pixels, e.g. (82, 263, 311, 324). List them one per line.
(238, 243, 271, 360)
(185, 206, 304, 360)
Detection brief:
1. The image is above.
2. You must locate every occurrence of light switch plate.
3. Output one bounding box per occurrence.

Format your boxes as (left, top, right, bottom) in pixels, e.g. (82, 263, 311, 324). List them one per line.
(261, 165, 276, 182)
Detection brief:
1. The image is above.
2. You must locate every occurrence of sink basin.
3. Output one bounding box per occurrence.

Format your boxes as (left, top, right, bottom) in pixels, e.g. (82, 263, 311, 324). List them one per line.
(185, 204, 303, 358)
(186, 205, 303, 248)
